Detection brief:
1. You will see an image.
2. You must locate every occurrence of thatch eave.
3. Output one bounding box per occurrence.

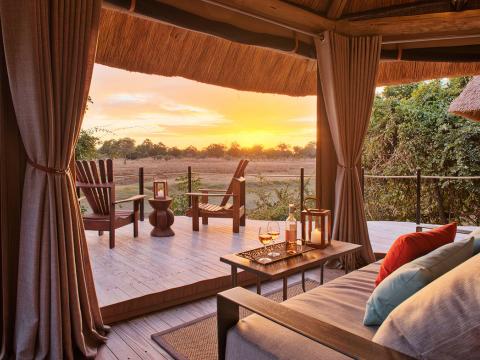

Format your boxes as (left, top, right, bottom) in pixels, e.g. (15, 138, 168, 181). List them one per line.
(448, 76, 480, 121)
(96, 7, 480, 96)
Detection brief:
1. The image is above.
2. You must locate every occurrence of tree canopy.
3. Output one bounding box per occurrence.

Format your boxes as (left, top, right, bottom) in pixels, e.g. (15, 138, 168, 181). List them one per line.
(363, 77, 480, 225)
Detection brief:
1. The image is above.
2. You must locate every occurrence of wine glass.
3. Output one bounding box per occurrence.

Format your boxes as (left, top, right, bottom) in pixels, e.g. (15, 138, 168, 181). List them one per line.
(267, 221, 281, 257)
(257, 226, 272, 264)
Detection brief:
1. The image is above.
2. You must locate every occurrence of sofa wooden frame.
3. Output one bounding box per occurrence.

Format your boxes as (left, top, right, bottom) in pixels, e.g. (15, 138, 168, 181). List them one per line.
(217, 287, 414, 360)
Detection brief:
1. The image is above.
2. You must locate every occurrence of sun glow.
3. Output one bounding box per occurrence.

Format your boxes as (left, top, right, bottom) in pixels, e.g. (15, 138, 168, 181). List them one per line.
(83, 65, 317, 149)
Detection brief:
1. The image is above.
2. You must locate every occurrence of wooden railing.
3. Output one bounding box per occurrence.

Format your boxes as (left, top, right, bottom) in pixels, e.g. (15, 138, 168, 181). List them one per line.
(117, 166, 480, 227)
(361, 168, 480, 227)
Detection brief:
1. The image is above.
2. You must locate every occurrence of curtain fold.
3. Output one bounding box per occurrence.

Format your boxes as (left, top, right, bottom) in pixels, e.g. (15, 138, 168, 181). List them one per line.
(0, 1, 106, 358)
(0, 21, 26, 358)
(315, 32, 381, 267)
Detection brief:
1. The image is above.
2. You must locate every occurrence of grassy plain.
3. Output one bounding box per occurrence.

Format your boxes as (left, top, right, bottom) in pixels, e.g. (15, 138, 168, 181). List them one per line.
(102, 158, 316, 215)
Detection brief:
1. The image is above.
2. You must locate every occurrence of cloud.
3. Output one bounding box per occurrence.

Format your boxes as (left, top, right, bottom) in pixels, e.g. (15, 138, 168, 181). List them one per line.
(106, 93, 155, 104)
(288, 115, 315, 123)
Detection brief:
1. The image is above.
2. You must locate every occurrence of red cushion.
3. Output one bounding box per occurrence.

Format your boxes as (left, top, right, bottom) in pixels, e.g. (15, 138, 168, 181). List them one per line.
(375, 223, 457, 286)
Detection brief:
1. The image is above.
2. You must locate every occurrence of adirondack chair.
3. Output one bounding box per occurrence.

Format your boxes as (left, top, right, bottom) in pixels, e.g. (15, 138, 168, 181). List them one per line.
(76, 159, 145, 248)
(186, 160, 248, 233)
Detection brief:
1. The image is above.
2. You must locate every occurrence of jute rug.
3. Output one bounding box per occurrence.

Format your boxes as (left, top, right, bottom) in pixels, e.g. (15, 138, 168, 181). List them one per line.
(151, 277, 338, 360)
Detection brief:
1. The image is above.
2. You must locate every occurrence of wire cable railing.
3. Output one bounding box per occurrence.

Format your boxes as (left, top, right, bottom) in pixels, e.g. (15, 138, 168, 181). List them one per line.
(112, 166, 479, 226)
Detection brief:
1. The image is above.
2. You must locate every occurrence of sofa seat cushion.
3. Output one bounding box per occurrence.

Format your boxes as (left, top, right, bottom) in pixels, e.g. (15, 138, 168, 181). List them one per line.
(225, 262, 381, 360)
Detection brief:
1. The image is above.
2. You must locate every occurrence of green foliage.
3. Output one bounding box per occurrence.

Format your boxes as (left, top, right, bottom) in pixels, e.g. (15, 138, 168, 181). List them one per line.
(97, 137, 136, 160)
(170, 174, 202, 215)
(249, 177, 313, 220)
(76, 129, 100, 160)
(91, 139, 316, 160)
(363, 77, 480, 225)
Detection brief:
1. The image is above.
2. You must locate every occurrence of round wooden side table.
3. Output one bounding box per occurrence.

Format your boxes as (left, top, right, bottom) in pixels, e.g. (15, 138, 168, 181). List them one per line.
(148, 197, 175, 237)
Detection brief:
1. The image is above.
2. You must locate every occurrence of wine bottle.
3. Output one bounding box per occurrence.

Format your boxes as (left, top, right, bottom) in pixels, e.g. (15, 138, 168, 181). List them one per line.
(285, 204, 297, 254)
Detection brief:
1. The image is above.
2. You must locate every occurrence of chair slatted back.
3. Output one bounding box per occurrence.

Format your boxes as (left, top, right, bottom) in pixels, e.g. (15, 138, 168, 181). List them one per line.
(220, 159, 249, 207)
(76, 159, 114, 215)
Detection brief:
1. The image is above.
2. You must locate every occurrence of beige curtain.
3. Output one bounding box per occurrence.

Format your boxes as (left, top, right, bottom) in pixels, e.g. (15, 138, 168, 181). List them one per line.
(315, 72, 337, 211)
(315, 32, 381, 267)
(0, 1, 107, 358)
(0, 22, 25, 357)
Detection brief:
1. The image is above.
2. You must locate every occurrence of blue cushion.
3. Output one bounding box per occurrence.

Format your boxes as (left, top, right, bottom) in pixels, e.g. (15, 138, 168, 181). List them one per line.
(468, 228, 480, 255)
(364, 237, 474, 326)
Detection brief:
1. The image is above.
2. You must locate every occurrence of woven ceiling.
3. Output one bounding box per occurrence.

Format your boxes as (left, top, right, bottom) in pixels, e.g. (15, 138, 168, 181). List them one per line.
(96, 8, 480, 96)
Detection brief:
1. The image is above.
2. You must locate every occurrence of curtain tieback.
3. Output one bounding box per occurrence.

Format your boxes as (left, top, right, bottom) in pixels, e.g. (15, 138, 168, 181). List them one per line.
(339, 165, 357, 170)
(26, 157, 69, 175)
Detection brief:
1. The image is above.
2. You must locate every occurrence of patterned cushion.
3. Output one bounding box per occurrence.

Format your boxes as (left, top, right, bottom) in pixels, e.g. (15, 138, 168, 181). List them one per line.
(373, 254, 480, 359)
(364, 238, 474, 326)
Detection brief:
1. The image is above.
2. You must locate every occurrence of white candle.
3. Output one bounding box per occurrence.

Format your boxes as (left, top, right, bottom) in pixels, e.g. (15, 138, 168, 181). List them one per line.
(311, 228, 322, 244)
(157, 190, 164, 198)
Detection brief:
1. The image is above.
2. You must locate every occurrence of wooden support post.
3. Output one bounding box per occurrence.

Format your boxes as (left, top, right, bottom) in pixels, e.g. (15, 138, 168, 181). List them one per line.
(138, 167, 144, 221)
(188, 166, 192, 207)
(300, 167, 305, 210)
(415, 168, 421, 230)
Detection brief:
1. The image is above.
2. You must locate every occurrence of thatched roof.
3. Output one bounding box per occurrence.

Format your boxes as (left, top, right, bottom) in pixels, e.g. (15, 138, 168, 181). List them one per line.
(96, 1, 480, 96)
(449, 76, 480, 121)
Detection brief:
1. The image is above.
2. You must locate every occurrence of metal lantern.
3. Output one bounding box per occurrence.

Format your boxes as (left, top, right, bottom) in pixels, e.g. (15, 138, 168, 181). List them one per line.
(153, 179, 168, 199)
(301, 197, 332, 249)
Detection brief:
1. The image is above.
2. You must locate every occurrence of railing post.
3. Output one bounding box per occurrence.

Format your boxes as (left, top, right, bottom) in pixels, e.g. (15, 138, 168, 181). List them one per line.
(361, 167, 365, 200)
(139, 167, 144, 221)
(416, 168, 421, 228)
(300, 168, 305, 210)
(188, 166, 192, 207)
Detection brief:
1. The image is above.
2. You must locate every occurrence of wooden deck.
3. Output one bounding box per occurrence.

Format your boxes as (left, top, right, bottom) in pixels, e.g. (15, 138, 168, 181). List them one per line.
(87, 216, 472, 323)
(90, 218, 474, 359)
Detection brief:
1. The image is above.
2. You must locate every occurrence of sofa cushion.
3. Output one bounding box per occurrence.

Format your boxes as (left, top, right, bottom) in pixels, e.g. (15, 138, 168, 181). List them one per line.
(373, 254, 480, 359)
(468, 227, 480, 255)
(226, 262, 381, 360)
(375, 222, 457, 286)
(364, 238, 474, 326)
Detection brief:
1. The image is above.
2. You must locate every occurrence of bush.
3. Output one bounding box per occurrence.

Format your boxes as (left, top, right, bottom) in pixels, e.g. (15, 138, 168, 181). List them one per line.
(170, 174, 202, 215)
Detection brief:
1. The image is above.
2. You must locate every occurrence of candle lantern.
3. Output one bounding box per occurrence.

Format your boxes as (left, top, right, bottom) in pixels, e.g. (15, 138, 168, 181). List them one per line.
(301, 197, 332, 249)
(153, 179, 168, 199)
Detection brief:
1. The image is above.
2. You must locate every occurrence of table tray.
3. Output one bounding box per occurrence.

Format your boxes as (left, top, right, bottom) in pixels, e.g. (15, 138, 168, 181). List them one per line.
(237, 242, 315, 265)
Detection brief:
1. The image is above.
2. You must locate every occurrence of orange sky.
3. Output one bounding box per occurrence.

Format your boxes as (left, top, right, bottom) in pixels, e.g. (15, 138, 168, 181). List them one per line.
(82, 64, 317, 148)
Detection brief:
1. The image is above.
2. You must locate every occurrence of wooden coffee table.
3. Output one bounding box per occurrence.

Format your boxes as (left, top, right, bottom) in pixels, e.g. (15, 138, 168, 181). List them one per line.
(220, 240, 362, 300)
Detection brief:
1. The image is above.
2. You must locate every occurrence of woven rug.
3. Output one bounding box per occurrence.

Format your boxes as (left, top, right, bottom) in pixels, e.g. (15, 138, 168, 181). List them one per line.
(151, 278, 328, 360)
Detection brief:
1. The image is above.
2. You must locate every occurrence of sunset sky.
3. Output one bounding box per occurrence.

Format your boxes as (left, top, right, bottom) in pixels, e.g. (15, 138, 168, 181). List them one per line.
(82, 64, 317, 148)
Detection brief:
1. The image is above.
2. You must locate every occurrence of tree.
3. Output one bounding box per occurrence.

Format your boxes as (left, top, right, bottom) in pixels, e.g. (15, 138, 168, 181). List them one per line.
(204, 143, 226, 158)
(75, 129, 99, 160)
(182, 145, 198, 157)
(135, 139, 156, 158)
(98, 137, 136, 162)
(226, 142, 242, 158)
(363, 77, 480, 225)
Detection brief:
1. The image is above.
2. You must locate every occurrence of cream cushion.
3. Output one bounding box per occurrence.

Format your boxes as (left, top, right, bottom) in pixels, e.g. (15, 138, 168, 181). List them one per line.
(373, 254, 480, 359)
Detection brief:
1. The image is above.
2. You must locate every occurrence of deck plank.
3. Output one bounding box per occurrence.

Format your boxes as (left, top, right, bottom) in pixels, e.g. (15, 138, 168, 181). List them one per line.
(87, 217, 474, 323)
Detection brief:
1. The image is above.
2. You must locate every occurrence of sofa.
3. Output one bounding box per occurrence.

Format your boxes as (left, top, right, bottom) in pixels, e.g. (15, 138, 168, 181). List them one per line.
(217, 236, 480, 360)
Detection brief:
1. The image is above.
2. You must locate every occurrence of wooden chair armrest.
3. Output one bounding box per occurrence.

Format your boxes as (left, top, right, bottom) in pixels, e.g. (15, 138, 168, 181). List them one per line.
(76, 182, 114, 189)
(114, 194, 146, 205)
(198, 188, 228, 193)
(186, 192, 235, 197)
(217, 287, 413, 360)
